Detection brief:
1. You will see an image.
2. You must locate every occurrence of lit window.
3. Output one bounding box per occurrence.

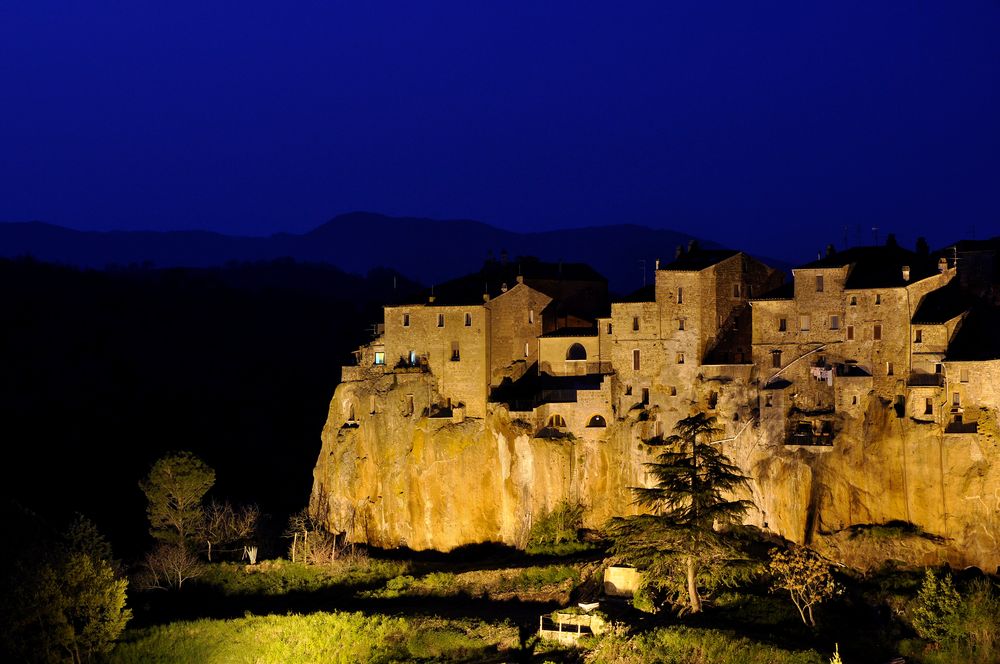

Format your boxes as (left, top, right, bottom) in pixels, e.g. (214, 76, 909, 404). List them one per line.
(529, 309, 534, 324)
(873, 324, 882, 341)
(374, 351, 385, 366)
(437, 313, 444, 327)
(524, 342, 530, 357)
(816, 275, 824, 292)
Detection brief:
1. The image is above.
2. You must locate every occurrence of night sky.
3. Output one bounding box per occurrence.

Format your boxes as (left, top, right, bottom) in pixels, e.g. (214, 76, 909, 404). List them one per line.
(2, 2, 998, 262)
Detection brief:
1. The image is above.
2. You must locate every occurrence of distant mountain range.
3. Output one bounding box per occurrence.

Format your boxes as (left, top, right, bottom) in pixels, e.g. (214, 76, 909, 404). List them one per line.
(0, 212, 788, 293)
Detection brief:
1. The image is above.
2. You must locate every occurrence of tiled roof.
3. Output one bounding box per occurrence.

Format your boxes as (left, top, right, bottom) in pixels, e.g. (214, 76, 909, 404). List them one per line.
(797, 245, 939, 289)
(912, 281, 973, 324)
(659, 248, 740, 272)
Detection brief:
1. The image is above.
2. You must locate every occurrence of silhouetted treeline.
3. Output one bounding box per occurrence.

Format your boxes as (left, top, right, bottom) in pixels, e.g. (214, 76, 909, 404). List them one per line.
(0, 256, 419, 557)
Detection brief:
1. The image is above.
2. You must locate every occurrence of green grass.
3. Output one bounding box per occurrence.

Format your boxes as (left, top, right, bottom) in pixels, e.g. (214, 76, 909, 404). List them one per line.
(108, 611, 518, 663)
(586, 625, 826, 664)
(193, 558, 411, 596)
(363, 563, 581, 599)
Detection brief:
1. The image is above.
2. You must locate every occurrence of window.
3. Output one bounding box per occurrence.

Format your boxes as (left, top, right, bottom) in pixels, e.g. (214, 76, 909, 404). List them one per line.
(771, 350, 782, 368)
(548, 414, 566, 428)
(567, 343, 587, 361)
(369, 396, 377, 415)
(852, 395, 858, 405)
(873, 324, 882, 341)
(625, 384, 632, 396)
(935, 363, 943, 374)
(924, 398, 933, 415)
(799, 315, 811, 331)
(816, 275, 824, 292)
(607, 322, 613, 334)
(668, 386, 677, 396)
(765, 394, 773, 407)
(849, 295, 857, 306)
(529, 309, 534, 324)
(778, 318, 787, 332)
(886, 362, 894, 376)
(953, 392, 960, 407)
(408, 350, 417, 366)
(847, 325, 854, 340)
(914, 329, 922, 343)
(632, 349, 641, 370)
(677, 287, 683, 304)
(733, 283, 742, 298)
(678, 318, 686, 331)
(374, 351, 385, 366)
(875, 294, 882, 305)
(465, 312, 472, 326)
(677, 352, 685, 364)
(632, 316, 640, 331)
(403, 313, 410, 327)
(961, 368, 970, 383)
(524, 342, 530, 357)
(830, 315, 840, 330)
(586, 415, 607, 428)
(708, 391, 718, 409)
(406, 394, 414, 416)
(641, 387, 650, 404)
(437, 313, 444, 327)
(451, 341, 460, 361)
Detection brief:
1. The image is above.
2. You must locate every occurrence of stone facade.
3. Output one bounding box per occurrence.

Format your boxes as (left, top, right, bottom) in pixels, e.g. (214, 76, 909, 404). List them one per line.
(315, 243, 1000, 569)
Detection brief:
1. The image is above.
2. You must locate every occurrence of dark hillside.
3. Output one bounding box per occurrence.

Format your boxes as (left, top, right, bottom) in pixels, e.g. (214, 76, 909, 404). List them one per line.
(0, 257, 418, 556)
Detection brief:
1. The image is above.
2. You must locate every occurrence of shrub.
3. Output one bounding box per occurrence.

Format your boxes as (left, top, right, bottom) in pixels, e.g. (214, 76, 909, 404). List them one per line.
(768, 546, 841, 627)
(526, 501, 585, 552)
(910, 569, 961, 644)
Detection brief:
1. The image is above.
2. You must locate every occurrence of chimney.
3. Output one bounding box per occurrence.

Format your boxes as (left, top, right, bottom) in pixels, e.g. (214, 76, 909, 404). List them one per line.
(500, 282, 508, 293)
(516, 274, 524, 284)
(826, 244, 836, 257)
(428, 295, 436, 303)
(654, 258, 660, 270)
(901, 265, 910, 282)
(938, 257, 948, 273)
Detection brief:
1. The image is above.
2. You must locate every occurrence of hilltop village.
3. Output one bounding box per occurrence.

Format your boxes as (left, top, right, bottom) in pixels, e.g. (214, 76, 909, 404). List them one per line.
(311, 237, 1000, 570)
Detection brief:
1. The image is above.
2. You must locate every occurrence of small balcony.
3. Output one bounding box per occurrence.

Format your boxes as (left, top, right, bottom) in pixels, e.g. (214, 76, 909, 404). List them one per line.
(786, 420, 834, 447)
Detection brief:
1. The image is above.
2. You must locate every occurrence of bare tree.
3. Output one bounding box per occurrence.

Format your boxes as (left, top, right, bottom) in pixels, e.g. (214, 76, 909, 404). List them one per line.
(137, 543, 203, 590)
(203, 501, 259, 561)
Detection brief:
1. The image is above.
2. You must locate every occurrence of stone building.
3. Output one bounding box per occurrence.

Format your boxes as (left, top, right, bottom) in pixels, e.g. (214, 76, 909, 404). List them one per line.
(315, 236, 1000, 569)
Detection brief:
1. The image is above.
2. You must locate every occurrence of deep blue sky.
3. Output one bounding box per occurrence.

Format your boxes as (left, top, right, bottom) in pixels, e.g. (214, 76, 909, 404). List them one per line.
(1, 2, 998, 262)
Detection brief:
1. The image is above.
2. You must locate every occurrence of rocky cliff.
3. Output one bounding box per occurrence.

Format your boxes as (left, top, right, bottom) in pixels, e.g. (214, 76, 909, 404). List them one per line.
(311, 372, 1000, 571)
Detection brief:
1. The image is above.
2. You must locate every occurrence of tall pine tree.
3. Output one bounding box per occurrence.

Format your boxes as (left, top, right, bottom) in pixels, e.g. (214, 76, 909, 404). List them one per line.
(610, 412, 754, 613)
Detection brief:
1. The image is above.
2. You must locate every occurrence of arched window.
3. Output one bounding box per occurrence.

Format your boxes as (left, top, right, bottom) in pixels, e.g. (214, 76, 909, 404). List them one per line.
(566, 343, 587, 361)
(587, 414, 607, 428)
(548, 414, 567, 428)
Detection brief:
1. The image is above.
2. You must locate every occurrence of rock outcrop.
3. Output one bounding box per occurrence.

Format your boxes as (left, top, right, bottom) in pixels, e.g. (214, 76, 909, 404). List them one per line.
(311, 373, 1000, 571)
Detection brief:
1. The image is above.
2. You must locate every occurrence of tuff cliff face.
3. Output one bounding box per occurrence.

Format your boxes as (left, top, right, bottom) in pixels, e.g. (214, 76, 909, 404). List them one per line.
(310, 372, 1000, 571)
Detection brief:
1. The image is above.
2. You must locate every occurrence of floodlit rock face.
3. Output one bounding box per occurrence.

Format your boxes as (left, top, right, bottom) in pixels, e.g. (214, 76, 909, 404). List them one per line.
(311, 371, 1000, 571)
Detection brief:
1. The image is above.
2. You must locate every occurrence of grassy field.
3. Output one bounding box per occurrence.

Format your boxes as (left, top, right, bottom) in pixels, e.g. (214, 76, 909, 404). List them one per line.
(109, 551, 1000, 663)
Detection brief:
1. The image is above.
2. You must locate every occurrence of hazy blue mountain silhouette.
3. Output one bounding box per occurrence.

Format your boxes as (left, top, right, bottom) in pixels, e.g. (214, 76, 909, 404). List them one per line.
(0, 212, 774, 292)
